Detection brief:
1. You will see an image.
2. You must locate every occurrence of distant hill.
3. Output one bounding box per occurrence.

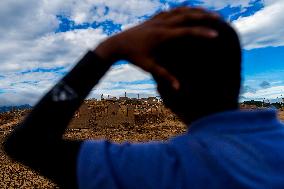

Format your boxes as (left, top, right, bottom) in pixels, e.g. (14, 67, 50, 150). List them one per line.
(0, 104, 32, 113)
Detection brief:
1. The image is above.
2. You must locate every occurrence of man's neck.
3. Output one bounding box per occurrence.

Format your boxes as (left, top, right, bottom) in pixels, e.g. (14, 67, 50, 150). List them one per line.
(182, 103, 239, 125)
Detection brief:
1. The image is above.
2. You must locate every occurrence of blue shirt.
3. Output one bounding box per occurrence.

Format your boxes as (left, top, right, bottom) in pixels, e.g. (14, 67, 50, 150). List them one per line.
(77, 110, 284, 189)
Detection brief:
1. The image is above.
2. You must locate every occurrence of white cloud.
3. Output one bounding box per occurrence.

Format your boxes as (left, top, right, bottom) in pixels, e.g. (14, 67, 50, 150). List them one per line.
(42, 0, 160, 25)
(100, 64, 151, 83)
(0, 27, 108, 105)
(242, 85, 284, 99)
(0, 28, 107, 74)
(89, 64, 156, 99)
(0, 71, 59, 106)
(0, 0, 161, 106)
(241, 70, 284, 100)
(233, 0, 284, 49)
(0, 0, 161, 73)
(90, 86, 158, 99)
(0, 0, 58, 41)
(0, 64, 156, 106)
(0, 92, 40, 107)
(1, 0, 284, 106)
(200, 0, 254, 9)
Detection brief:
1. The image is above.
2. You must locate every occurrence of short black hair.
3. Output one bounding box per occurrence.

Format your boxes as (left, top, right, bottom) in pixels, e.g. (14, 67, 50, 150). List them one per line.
(153, 20, 242, 103)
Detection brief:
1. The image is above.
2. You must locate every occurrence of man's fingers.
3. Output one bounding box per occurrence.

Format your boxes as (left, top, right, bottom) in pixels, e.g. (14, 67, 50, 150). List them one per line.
(170, 6, 219, 17)
(136, 58, 180, 90)
(171, 6, 193, 14)
(171, 6, 208, 15)
(168, 11, 220, 26)
(157, 6, 219, 20)
(149, 63, 180, 91)
(152, 11, 169, 19)
(167, 26, 218, 39)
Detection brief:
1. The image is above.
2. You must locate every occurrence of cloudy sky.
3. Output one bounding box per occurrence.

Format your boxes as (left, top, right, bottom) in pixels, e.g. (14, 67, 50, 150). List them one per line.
(0, 0, 283, 106)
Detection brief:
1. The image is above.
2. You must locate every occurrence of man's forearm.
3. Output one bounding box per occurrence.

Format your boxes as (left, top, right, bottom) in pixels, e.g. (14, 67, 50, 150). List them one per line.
(5, 51, 111, 143)
(19, 51, 112, 139)
(3, 51, 112, 187)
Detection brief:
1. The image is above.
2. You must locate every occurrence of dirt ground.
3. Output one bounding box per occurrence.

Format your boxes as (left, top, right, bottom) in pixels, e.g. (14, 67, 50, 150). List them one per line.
(0, 108, 284, 188)
(278, 111, 284, 121)
(0, 109, 186, 188)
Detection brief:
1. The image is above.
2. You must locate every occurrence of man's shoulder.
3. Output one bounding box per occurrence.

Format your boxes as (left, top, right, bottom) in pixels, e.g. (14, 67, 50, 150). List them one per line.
(188, 109, 281, 133)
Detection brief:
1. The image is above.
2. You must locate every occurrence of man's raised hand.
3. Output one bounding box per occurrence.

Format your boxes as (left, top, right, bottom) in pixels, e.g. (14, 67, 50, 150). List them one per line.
(95, 7, 220, 90)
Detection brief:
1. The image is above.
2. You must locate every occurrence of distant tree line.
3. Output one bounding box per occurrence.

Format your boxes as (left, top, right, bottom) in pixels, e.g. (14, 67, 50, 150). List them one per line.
(241, 100, 283, 109)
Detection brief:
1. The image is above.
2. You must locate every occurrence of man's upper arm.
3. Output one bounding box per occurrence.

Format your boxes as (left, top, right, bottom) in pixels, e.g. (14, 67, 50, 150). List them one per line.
(77, 140, 182, 189)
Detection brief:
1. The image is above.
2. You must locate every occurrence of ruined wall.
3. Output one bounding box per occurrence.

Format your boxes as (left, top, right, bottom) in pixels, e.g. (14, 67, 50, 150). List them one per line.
(68, 100, 175, 129)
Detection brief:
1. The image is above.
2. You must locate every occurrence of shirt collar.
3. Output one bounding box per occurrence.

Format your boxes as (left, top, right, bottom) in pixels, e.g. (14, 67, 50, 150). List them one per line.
(188, 109, 280, 133)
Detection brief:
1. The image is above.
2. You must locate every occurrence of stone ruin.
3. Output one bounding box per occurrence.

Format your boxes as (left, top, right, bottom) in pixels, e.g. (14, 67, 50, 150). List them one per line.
(68, 98, 176, 129)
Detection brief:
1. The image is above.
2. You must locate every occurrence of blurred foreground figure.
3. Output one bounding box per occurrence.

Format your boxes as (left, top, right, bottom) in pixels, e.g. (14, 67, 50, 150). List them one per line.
(4, 7, 284, 189)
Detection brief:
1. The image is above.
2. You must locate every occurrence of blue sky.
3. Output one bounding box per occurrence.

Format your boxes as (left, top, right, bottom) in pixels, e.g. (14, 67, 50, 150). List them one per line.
(0, 0, 283, 106)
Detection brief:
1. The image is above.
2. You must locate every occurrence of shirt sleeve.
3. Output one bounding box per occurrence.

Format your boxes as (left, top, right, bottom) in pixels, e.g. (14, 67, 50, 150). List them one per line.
(4, 51, 112, 188)
(77, 140, 182, 189)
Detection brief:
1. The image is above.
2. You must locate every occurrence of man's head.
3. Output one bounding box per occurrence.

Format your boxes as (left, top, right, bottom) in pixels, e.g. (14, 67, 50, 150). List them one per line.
(152, 20, 242, 124)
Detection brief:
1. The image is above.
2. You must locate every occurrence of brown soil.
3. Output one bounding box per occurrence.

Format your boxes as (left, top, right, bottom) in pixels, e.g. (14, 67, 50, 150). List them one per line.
(0, 102, 186, 188)
(1, 103, 283, 188)
(278, 111, 284, 121)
